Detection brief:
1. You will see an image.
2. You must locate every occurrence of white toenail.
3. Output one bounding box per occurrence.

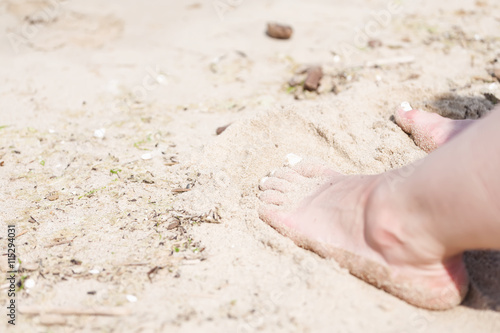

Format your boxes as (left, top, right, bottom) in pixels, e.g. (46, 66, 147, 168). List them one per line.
(286, 153, 303, 166)
(260, 177, 269, 186)
(401, 101, 413, 112)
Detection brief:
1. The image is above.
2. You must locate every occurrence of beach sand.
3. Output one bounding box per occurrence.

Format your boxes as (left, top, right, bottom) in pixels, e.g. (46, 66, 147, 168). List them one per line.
(1, 0, 499, 331)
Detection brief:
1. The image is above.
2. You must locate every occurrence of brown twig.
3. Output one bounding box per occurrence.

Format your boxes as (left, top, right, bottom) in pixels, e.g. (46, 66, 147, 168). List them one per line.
(122, 262, 148, 266)
(15, 230, 28, 238)
(172, 188, 190, 194)
(44, 237, 76, 248)
(365, 56, 415, 68)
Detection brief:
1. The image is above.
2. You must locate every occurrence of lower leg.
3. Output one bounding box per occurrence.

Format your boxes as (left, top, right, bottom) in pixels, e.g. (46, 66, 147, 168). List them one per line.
(379, 106, 500, 254)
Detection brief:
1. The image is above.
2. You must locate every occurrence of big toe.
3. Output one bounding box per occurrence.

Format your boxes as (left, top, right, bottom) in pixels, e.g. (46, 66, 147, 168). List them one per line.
(395, 108, 440, 133)
(394, 108, 451, 153)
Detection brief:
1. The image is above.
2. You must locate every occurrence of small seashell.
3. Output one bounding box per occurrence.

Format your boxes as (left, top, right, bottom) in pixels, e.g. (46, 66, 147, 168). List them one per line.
(126, 294, 138, 303)
(93, 128, 106, 139)
(401, 102, 413, 112)
(285, 153, 302, 167)
(24, 279, 35, 289)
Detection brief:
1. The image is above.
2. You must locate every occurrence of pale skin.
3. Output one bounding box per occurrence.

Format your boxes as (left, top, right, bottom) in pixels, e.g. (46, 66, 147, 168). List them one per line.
(258, 105, 500, 310)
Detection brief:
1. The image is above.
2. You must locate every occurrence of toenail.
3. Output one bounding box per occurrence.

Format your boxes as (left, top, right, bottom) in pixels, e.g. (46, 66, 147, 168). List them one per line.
(401, 101, 413, 112)
(285, 153, 302, 167)
(260, 177, 269, 187)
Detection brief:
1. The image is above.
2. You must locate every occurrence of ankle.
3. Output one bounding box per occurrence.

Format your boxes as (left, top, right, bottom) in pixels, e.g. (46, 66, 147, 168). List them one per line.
(362, 174, 440, 266)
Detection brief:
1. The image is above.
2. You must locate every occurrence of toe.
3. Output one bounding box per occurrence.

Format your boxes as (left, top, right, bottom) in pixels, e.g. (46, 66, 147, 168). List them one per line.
(269, 167, 305, 183)
(395, 108, 448, 134)
(258, 204, 289, 231)
(394, 108, 417, 134)
(283, 153, 338, 178)
(395, 108, 453, 153)
(259, 190, 289, 206)
(259, 177, 291, 192)
(291, 160, 339, 178)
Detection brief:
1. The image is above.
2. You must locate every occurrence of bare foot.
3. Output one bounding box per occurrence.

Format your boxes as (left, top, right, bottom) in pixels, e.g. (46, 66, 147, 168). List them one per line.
(258, 154, 469, 310)
(394, 108, 474, 153)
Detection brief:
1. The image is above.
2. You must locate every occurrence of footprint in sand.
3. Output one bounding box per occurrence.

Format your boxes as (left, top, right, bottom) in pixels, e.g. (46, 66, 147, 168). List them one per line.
(6, 0, 123, 51)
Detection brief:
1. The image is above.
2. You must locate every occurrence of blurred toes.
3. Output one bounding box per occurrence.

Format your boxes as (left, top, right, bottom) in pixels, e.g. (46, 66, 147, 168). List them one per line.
(259, 177, 292, 192)
(259, 190, 289, 206)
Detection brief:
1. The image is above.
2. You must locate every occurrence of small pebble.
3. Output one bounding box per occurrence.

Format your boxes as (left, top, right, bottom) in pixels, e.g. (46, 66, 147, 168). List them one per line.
(304, 66, 323, 91)
(141, 153, 152, 160)
(266, 23, 293, 40)
(89, 269, 100, 275)
(216, 123, 231, 135)
(46, 191, 59, 201)
(167, 221, 180, 230)
(368, 39, 383, 48)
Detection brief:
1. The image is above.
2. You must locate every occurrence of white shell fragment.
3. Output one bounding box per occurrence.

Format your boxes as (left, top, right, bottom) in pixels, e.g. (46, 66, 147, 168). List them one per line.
(126, 294, 138, 303)
(24, 279, 35, 289)
(400, 102, 413, 112)
(141, 153, 152, 160)
(286, 153, 303, 167)
(94, 128, 106, 139)
(89, 269, 100, 275)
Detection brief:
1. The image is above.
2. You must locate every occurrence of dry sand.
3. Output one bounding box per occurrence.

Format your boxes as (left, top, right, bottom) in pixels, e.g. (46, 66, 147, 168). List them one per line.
(1, 0, 500, 332)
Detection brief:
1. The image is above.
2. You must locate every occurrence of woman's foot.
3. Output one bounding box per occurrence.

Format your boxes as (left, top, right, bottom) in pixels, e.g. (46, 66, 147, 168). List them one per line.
(258, 154, 469, 310)
(394, 108, 474, 152)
